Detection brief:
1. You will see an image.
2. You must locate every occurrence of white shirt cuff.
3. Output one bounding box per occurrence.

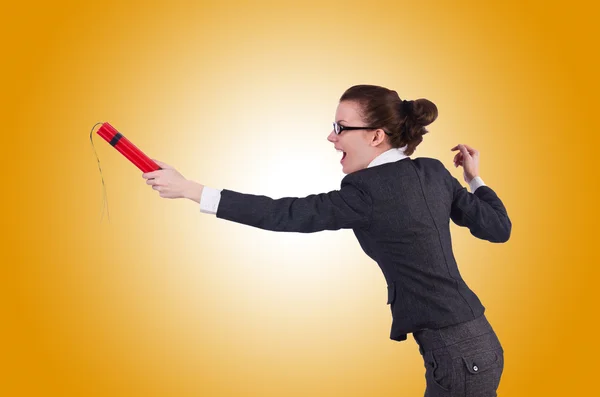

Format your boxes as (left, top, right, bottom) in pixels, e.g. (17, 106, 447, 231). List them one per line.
(199, 186, 222, 215)
(469, 176, 486, 193)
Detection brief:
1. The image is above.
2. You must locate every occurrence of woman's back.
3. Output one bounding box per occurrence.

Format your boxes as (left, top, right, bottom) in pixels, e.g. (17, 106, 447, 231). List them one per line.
(346, 156, 510, 340)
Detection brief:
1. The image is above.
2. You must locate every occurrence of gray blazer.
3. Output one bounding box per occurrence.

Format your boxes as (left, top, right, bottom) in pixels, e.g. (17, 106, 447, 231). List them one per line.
(216, 157, 511, 342)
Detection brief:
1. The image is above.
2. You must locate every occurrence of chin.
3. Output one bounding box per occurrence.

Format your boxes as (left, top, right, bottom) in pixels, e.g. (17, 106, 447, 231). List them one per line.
(342, 164, 356, 174)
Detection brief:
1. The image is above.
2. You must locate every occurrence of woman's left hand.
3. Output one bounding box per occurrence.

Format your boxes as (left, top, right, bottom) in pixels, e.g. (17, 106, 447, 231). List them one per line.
(142, 159, 204, 202)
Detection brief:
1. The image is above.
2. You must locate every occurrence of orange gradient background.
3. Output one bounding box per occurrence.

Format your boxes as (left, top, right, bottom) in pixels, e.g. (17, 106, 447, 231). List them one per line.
(2, 0, 598, 396)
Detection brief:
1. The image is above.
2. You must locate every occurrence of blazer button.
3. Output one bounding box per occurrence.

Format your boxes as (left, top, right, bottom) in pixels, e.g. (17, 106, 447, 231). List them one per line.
(473, 365, 479, 372)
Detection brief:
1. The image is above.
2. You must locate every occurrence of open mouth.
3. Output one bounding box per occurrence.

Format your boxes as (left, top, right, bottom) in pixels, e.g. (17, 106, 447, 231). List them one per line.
(336, 148, 347, 163)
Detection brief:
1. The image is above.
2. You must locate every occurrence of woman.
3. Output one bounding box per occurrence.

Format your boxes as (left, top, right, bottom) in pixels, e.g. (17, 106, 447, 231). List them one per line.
(142, 85, 511, 396)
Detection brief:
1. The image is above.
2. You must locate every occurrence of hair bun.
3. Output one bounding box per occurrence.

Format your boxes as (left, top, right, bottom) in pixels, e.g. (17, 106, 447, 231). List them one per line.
(410, 98, 438, 127)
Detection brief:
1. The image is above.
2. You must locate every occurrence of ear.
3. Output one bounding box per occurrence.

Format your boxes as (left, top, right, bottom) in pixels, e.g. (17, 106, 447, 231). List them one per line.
(371, 129, 387, 146)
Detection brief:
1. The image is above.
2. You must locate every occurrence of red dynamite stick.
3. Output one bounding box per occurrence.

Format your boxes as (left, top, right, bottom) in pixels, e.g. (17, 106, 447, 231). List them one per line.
(96, 122, 161, 172)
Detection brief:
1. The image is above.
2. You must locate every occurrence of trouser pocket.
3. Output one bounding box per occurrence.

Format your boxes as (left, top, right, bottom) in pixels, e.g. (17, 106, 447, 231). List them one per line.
(424, 349, 454, 394)
(460, 347, 504, 396)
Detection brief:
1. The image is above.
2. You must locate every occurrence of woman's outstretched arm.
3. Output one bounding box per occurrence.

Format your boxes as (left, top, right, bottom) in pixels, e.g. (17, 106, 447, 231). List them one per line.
(142, 160, 373, 233)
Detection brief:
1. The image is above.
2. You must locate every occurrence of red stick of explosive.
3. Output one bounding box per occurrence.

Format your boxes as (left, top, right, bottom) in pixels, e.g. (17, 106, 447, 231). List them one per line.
(96, 122, 161, 172)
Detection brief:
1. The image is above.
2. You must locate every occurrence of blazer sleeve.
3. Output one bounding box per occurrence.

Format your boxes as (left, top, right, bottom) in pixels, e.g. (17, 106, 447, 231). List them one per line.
(449, 175, 512, 243)
(215, 177, 373, 233)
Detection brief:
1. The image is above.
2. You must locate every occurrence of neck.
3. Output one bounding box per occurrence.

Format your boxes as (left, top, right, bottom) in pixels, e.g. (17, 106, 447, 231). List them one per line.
(370, 145, 394, 160)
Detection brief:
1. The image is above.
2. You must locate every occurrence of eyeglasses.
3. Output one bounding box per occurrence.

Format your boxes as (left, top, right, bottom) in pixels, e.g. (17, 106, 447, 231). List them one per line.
(332, 122, 390, 135)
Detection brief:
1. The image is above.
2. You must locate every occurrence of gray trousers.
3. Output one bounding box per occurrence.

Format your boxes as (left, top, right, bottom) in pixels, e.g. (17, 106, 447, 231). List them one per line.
(413, 314, 504, 397)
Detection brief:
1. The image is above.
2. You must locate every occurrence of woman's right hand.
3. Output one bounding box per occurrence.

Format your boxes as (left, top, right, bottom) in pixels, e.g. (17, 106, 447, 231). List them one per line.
(451, 144, 480, 183)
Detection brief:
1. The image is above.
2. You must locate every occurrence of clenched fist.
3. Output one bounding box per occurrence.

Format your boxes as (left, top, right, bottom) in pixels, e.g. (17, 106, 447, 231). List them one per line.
(142, 159, 204, 202)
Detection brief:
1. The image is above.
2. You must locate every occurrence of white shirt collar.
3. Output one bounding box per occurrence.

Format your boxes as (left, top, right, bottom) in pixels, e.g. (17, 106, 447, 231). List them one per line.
(367, 145, 409, 168)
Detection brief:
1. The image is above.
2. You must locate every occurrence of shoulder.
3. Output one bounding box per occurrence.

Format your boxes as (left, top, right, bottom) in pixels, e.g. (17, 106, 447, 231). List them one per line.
(410, 157, 456, 192)
(411, 156, 448, 173)
(411, 156, 442, 165)
(341, 170, 368, 188)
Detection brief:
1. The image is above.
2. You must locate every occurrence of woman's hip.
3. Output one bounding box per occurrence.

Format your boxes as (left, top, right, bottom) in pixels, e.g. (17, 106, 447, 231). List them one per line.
(413, 314, 504, 397)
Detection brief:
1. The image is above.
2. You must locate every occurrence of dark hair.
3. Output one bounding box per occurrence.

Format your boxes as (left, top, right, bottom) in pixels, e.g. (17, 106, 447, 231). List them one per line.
(339, 85, 438, 156)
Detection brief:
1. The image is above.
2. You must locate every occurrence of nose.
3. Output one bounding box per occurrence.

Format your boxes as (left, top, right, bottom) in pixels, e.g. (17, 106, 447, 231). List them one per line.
(327, 130, 337, 142)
